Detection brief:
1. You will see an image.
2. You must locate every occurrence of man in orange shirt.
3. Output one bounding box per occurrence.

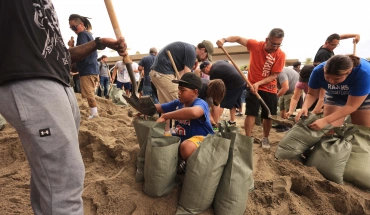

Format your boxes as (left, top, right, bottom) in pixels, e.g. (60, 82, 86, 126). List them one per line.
(217, 28, 286, 149)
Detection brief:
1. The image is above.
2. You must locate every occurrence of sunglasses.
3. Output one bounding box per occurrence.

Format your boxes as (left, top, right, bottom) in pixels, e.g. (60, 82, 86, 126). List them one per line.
(69, 23, 81, 31)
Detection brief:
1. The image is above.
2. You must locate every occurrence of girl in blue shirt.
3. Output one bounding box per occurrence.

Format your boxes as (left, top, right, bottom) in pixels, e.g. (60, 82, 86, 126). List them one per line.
(296, 55, 370, 130)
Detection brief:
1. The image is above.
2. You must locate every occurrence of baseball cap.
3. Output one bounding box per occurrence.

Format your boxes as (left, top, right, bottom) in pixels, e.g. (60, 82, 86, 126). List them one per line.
(299, 65, 314, 82)
(199, 61, 211, 71)
(201, 40, 214, 62)
(172, 72, 202, 91)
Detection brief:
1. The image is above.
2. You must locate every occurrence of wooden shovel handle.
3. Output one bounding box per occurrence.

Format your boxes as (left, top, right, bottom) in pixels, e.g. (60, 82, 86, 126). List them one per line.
(353, 42, 357, 55)
(104, 0, 131, 64)
(166, 50, 180, 79)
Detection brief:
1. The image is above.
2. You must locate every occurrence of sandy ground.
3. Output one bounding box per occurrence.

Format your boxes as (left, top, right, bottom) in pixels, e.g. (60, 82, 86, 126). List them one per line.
(1, 94, 370, 215)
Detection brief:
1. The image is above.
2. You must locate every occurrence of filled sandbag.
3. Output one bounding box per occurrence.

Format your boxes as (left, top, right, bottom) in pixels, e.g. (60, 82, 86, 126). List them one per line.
(305, 135, 353, 184)
(132, 119, 165, 182)
(143, 135, 180, 197)
(213, 132, 254, 215)
(109, 85, 127, 106)
(218, 120, 239, 133)
(176, 135, 230, 214)
(343, 124, 370, 189)
(275, 113, 333, 161)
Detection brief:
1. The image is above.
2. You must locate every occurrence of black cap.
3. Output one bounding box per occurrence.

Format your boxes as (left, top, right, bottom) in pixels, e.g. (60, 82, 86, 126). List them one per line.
(299, 65, 314, 82)
(172, 72, 202, 91)
(199, 61, 211, 71)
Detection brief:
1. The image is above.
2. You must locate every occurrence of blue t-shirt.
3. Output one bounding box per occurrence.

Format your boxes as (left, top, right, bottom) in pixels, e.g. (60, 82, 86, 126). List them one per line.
(138, 54, 156, 86)
(76, 31, 99, 76)
(309, 58, 370, 99)
(161, 98, 214, 142)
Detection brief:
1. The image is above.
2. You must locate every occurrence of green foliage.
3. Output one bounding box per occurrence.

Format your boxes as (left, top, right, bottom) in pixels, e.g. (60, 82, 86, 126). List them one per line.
(240, 64, 248, 71)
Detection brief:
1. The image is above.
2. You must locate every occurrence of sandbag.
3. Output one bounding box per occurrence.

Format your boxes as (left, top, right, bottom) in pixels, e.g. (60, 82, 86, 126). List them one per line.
(343, 124, 370, 189)
(109, 85, 127, 106)
(132, 119, 165, 182)
(305, 135, 353, 184)
(275, 113, 333, 161)
(176, 135, 230, 214)
(213, 132, 254, 215)
(143, 135, 180, 197)
(218, 120, 239, 133)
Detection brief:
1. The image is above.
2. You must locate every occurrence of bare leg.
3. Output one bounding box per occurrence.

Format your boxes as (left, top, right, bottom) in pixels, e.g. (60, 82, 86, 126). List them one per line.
(262, 119, 272, 138)
(229, 107, 236, 122)
(244, 115, 255, 136)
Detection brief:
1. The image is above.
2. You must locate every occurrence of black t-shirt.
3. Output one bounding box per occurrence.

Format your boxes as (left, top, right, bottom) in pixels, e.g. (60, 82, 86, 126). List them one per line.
(313, 46, 334, 65)
(0, 0, 71, 86)
(209, 61, 245, 89)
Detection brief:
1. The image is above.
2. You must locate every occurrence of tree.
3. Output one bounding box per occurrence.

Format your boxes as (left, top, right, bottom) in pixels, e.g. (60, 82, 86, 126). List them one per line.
(304, 58, 313, 65)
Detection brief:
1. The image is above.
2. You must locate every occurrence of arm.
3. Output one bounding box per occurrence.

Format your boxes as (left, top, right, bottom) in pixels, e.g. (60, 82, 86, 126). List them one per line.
(111, 67, 118, 81)
(69, 37, 127, 63)
(277, 80, 289, 97)
(159, 106, 205, 121)
(253, 72, 279, 92)
(216, 36, 249, 47)
(340, 34, 360, 43)
(311, 88, 325, 114)
(286, 87, 302, 117)
(178, 66, 192, 78)
(295, 87, 320, 121)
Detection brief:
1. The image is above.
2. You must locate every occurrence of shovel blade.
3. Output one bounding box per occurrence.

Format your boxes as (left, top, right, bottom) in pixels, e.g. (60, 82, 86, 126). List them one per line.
(123, 94, 157, 116)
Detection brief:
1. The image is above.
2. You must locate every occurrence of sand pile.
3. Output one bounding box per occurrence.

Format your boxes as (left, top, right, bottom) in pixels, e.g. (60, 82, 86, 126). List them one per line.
(0, 94, 369, 215)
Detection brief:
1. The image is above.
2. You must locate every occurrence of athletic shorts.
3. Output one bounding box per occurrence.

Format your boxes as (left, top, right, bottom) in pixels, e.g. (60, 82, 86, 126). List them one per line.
(245, 89, 278, 119)
(220, 85, 245, 109)
(324, 92, 370, 110)
(186, 136, 205, 147)
(116, 81, 131, 91)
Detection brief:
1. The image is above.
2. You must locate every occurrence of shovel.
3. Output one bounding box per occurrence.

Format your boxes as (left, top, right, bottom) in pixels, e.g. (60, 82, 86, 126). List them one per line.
(104, 0, 156, 116)
(220, 46, 273, 119)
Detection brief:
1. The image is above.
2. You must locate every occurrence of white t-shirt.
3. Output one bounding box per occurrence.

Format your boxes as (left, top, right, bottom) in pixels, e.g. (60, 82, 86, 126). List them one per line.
(132, 62, 140, 82)
(115, 61, 130, 83)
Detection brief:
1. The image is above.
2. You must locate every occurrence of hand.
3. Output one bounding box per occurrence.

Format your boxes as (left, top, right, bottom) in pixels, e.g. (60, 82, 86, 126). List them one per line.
(353, 35, 360, 44)
(156, 115, 166, 123)
(295, 108, 308, 122)
(102, 37, 128, 57)
(133, 112, 142, 118)
(285, 111, 293, 118)
(311, 108, 323, 115)
(250, 83, 260, 95)
(308, 118, 328, 130)
(216, 39, 225, 48)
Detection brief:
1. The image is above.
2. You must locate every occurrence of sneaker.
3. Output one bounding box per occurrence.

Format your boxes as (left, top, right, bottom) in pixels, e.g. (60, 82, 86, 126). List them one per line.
(261, 138, 270, 149)
(276, 126, 290, 133)
(87, 114, 99, 119)
(228, 120, 236, 126)
(177, 160, 186, 174)
(235, 112, 243, 116)
(272, 124, 284, 129)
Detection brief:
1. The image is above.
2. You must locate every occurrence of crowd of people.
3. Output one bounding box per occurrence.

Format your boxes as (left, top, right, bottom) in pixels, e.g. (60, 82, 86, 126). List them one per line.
(0, 1, 369, 214)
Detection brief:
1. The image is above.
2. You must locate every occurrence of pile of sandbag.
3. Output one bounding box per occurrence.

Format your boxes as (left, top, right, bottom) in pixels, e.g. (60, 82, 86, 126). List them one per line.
(133, 118, 254, 214)
(275, 113, 370, 189)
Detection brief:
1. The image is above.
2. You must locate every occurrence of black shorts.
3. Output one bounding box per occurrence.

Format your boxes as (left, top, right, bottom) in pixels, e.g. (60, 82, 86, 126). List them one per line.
(245, 89, 277, 119)
(220, 85, 244, 109)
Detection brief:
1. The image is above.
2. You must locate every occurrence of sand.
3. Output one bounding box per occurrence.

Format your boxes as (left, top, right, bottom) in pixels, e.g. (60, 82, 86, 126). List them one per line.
(1, 94, 370, 215)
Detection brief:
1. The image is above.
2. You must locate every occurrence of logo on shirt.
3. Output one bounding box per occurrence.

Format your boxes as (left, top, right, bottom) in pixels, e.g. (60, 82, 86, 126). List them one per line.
(262, 54, 276, 77)
(327, 84, 349, 95)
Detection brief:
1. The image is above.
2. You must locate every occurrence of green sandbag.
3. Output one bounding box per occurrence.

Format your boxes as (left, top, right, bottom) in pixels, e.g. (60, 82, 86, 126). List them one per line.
(218, 120, 239, 133)
(213, 132, 254, 215)
(109, 85, 127, 106)
(176, 135, 231, 214)
(305, 135, 352, 184)
(132, 119, 165, 182)
(343, 124, 370, 189)
(275, 113, 333, 161)
(143, 135, 180, 197)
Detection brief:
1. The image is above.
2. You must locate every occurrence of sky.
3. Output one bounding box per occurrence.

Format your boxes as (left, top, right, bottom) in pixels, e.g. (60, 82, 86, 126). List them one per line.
(53, 0, 370, 62)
